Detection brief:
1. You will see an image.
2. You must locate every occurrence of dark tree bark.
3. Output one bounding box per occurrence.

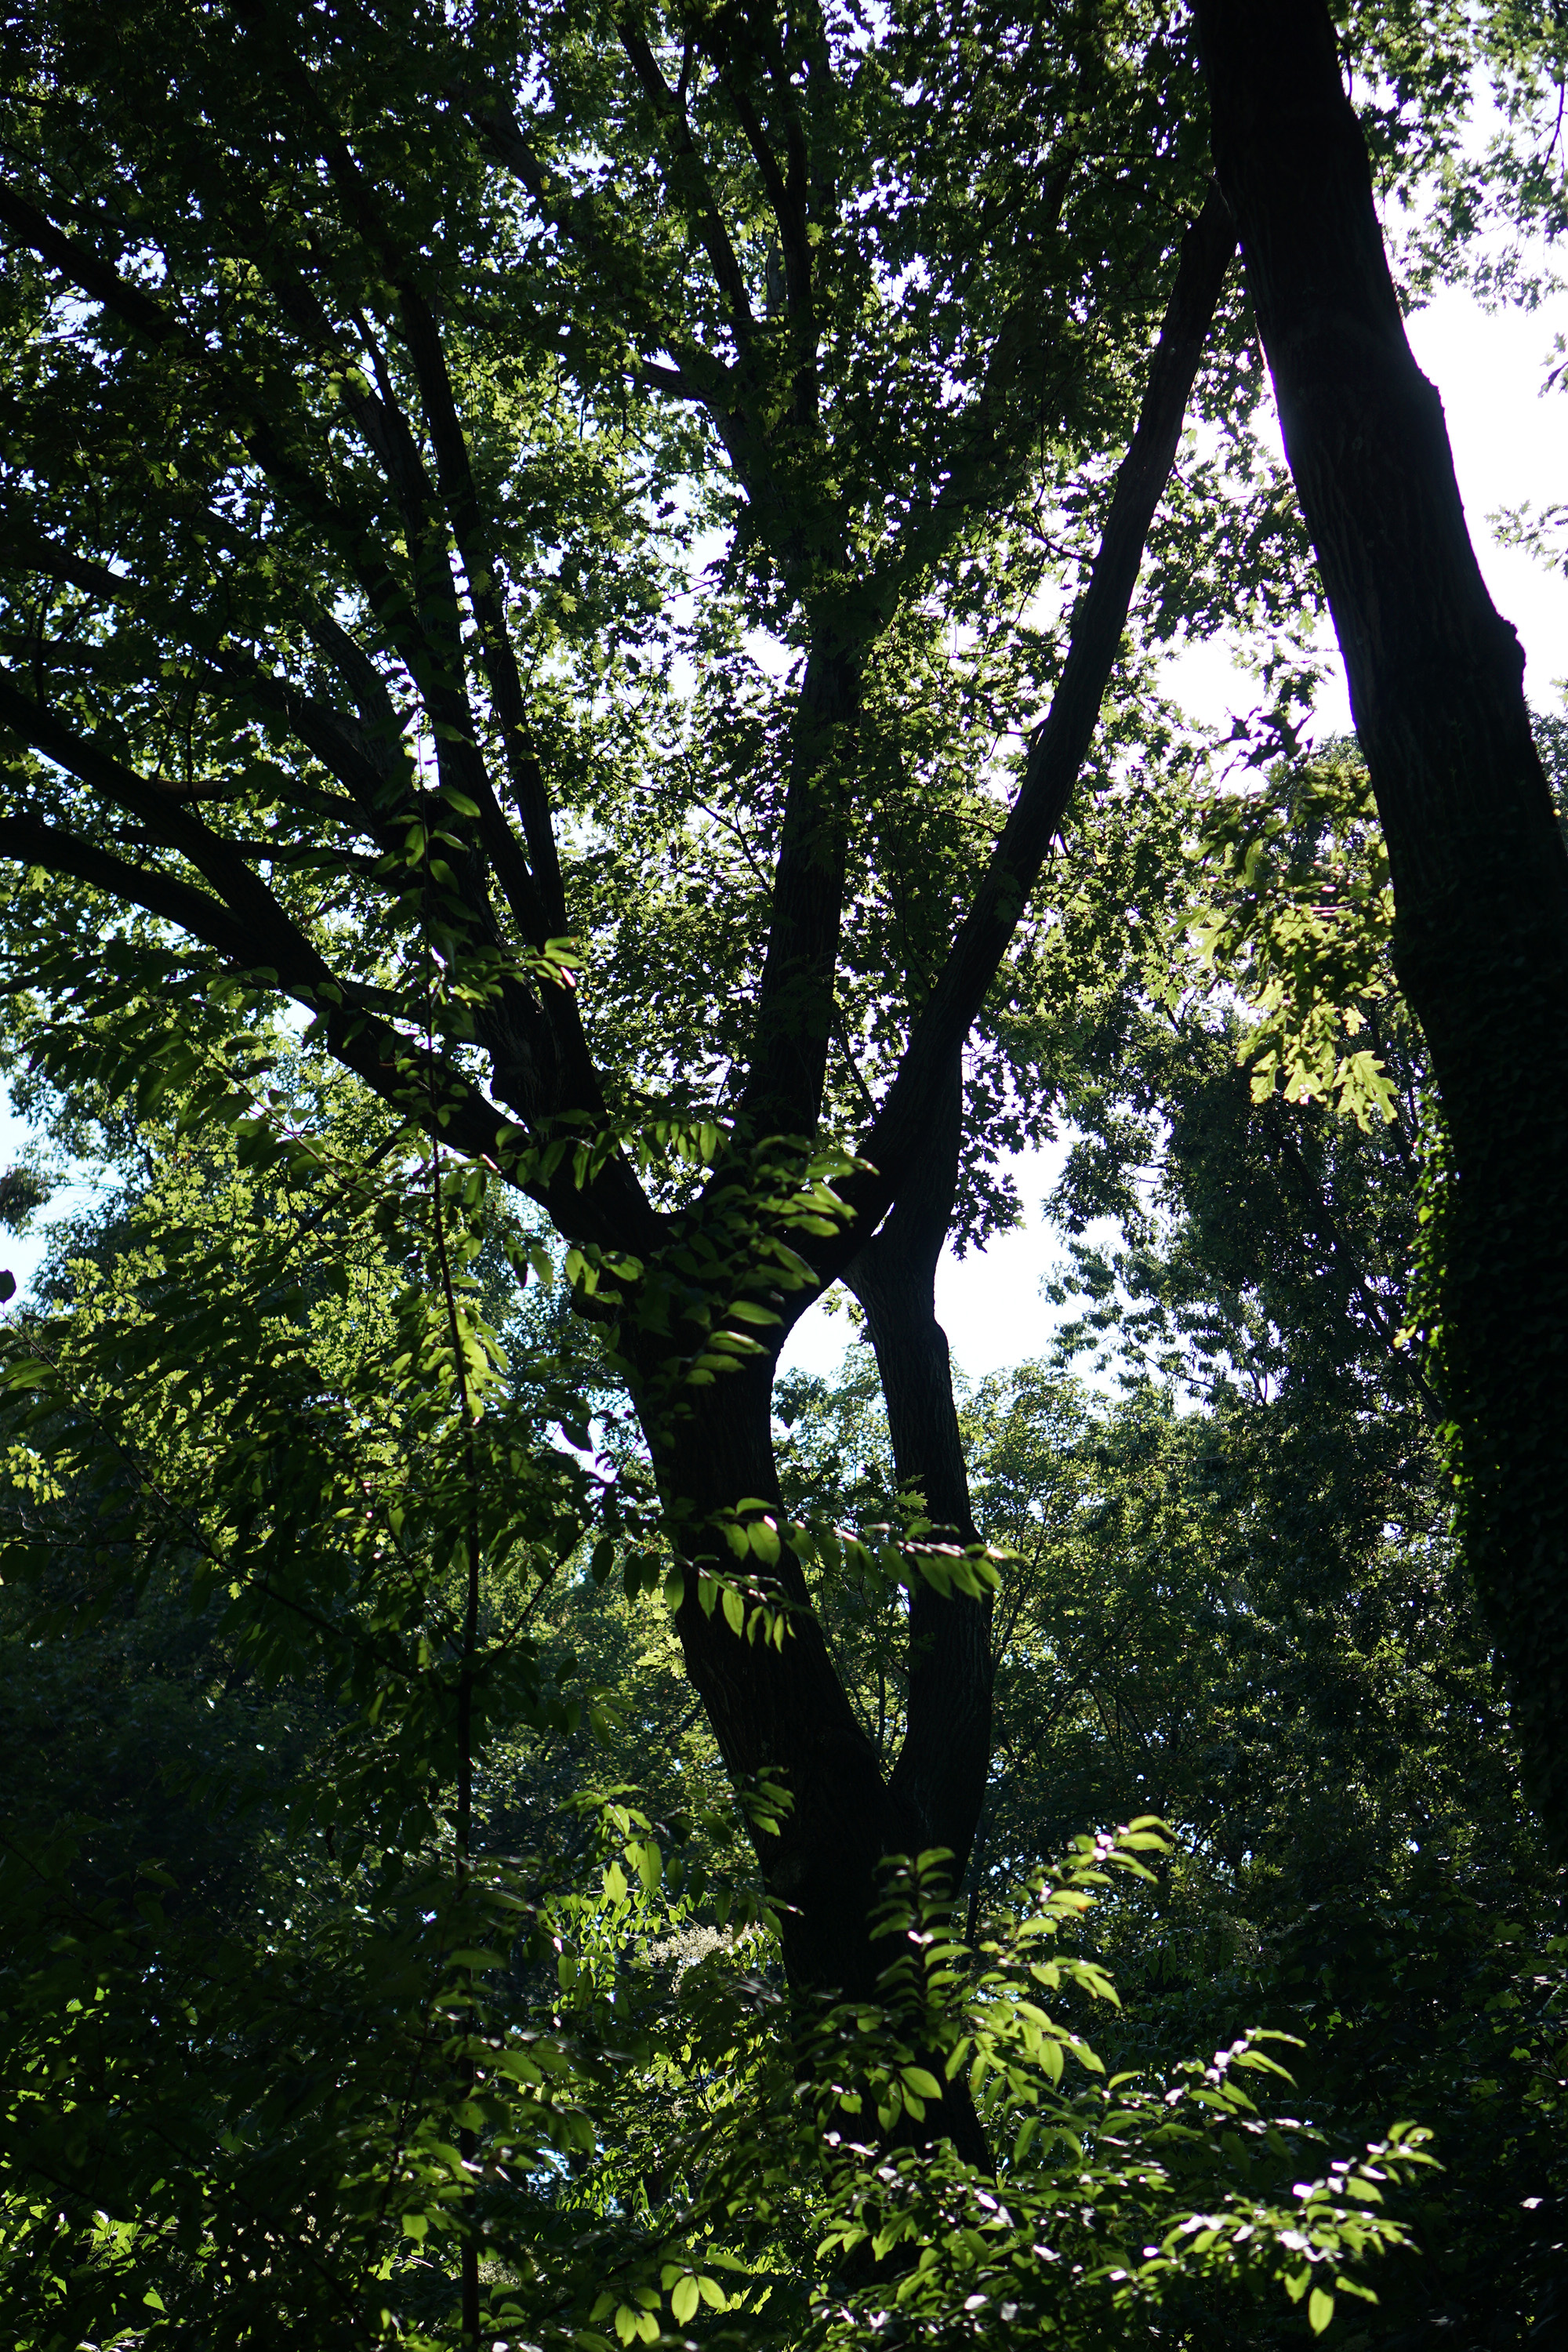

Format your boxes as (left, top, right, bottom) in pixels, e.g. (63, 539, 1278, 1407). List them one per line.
(655, 1351, 911, 1995)
(836, 185, 1237, 1240)
(639, 195, 1237, 2158)
(646, 1346, 996, 2166)
(738, 633, 859, 1139)
(1196, 0, 1568, 1831)
(843, 1053, 993, 1885)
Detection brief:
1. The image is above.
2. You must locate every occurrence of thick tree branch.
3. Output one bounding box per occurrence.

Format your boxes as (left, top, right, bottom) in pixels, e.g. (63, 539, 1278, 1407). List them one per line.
(8, 176, 601, 1110)
(0, 813, 272, 965)
(0, 665, 641, 1232)
(1193, 2, 1567, 925)
(0, 667, 339, 949)
(0, 518, 413, 840)
(0, 182, 175, 341)
(0, 521, 394, 839)
(733, 632, 858, 1138)
(702, 20, 811, 320)
(0, 190, 645, 1229)
(0, 804, 488, 1142)
(837, 182, 1236, 1251)
(0, 795, 646, 1242)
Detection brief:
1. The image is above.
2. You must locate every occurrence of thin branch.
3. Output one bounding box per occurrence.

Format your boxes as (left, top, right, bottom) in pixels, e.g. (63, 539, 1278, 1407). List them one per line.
(1261, 1094, 1442, 1426)
(0, 179, 457, 709)
(615, 18, 758, 343)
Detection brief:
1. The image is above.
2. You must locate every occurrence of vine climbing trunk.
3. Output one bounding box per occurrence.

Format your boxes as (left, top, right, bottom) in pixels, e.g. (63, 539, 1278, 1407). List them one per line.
(611, 178, 1237, 2179)
(655, 1352, 910, 1997)
(1196, 0, 1568, 1834)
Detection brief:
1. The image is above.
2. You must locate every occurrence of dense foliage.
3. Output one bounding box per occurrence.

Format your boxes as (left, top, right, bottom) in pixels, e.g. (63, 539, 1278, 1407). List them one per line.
(5, 720, 1566, 2343)
(3, 0, 1568, 2347)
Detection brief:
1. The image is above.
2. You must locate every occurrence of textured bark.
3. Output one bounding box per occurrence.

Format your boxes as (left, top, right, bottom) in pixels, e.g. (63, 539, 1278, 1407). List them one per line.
(701, 191, 1240, 1970)
(641, 183, 1238, 2071)
(628, 172, 1234, 2179)
(737, 634, 860, 1138)
(0, 146, 1232, 2157)
(1196, 0, 1568, 1831)
(656, 1352, 914, 1998)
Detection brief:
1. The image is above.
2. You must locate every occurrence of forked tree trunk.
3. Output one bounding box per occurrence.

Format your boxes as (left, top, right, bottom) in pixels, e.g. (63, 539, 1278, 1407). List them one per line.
(623, 185, 1238, 2174)
(647, 1077, 992, 2166)
(1196, 0, 1568, 1831)
(648, 1353, 991, 2166)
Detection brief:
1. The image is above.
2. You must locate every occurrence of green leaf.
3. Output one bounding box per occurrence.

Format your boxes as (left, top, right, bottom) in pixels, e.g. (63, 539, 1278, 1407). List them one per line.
(670, 2275, 699, 2325)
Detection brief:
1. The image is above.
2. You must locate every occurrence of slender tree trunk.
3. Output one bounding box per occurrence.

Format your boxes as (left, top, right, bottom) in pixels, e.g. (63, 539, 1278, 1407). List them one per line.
(848, 185, 1236, 1215)
(1196, 0, 1568, 1830)
(646, 1356, 991, 2166)
(738, 634, 860, 1138)
(844, 1055, 993, 1884)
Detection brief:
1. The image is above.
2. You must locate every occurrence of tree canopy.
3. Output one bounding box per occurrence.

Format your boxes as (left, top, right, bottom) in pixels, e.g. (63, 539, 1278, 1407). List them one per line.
(2, 1, 1567, 2346)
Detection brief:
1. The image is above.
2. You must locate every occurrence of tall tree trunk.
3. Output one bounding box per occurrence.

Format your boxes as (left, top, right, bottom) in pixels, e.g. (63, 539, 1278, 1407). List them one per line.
(844, 1054, 993, 1886)
(621, 181, 1239, 2167)
(1196, 0, 1568, 1830)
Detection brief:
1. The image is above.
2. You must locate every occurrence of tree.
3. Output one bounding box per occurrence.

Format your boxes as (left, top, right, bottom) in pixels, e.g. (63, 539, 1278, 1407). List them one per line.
(924, 730, 1568, 2343)
(0, 0, 1249, 2060)
(5, 3, 1568, 2335)
(1193, 0, 1568, 1835)
(6, 851, 1555, 2340)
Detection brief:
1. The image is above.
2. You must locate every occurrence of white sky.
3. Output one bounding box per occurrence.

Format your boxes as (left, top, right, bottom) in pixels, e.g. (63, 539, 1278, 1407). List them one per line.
(2, 264, 1565, 1381)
